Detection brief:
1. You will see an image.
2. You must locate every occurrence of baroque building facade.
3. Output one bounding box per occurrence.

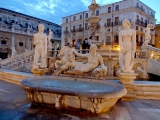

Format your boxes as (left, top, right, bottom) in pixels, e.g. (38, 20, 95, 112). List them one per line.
(0, 8, 61, 59)
(155, 24, 160, 49)
(62, 0, 156, 50)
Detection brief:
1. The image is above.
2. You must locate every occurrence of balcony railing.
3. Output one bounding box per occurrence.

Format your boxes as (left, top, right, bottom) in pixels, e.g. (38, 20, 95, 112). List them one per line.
(63, 30, 69, 34)
(136, 19, 147, 27)
(114, 21, 121, 26)
(77, 28, 84, 32)
(136, 5, 155, 18)
(0, 24, 61, 40)
(71, 29, 77, 32)
(104, 23, 112, 27)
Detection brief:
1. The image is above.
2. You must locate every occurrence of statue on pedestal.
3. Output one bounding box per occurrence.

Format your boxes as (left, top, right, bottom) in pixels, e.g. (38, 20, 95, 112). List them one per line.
(142, 24, 154, 46)
(32, 24, 47, 69)
(119, 20, 136, 73)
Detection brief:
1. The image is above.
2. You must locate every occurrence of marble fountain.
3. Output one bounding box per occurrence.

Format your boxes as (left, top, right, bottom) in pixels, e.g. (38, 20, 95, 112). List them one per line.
(20, 0, 141, 115)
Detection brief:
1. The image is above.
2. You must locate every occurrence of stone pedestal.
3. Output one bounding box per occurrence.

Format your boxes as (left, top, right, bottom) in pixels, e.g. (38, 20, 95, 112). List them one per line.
(119, 72, 137, 101)
(31, 68, 48, 76)
(141, 45, 150, 59)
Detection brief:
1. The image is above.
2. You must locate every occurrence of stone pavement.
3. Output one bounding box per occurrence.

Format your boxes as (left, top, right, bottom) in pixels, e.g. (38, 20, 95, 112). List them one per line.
(0, 80, 160, 120)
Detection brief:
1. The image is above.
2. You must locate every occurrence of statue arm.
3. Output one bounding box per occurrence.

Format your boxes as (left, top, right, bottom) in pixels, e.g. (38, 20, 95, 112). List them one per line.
(132, 30, 136, 53)
(44, 35, 47, 54)
(33, 34, 38, 45)
(119, 32, 126, 53)
(73, 50, 87, 57)
(99, 55, 105, 68)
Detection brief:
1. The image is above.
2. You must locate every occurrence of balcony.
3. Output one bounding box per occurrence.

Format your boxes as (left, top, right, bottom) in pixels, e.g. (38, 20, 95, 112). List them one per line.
(63, 30, 69, 34)
(114, 21, 121, 26)
(104, 23, 112, 27)
(77, 28, 84, 32)
(71, 29, 77, 32)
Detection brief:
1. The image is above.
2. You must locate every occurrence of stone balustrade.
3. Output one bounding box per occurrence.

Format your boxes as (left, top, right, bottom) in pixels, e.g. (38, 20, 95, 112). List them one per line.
(149, 46, 160, 61)
(0, 50, 34, 70)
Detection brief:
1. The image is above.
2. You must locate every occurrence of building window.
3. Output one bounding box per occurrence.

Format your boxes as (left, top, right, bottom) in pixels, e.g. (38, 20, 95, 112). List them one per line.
(114, 35, 119, 44)
(0, 17, 2, 21)
(65, 27, 68, 31)
(140, 36, 143, 44)
(115, 5, 119, 11)
(85, 13, 88, 18)
(73, 16, 76, 21)
(137, 3, 139, 7)
(19, 42, 23, 46)
(1, 40, 7, 45)
(66, 18, 68, 23)
(108, 7, 111, 13)
(85, 23, 88, 30)
(115, 17, 119, 25)
(137, 15, 139, 20)
(96, 10, 99, 16)
(80, 15, 82, 19)
(136, 35, 139, 45)
(141, 28, 143, 32)
(108, 29, 110, 31)
(136, 26, 139, 30)
(107, 18, 111, 26)
(79, 24, 82, 31)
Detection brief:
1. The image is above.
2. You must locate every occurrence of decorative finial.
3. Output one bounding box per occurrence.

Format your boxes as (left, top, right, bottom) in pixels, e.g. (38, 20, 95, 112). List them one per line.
(92, 0, 96, 4)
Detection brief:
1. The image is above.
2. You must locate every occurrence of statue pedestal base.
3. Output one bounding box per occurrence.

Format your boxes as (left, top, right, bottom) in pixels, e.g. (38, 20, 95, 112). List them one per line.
(119, 72, 137, 101)
(31, 68, 48, 76)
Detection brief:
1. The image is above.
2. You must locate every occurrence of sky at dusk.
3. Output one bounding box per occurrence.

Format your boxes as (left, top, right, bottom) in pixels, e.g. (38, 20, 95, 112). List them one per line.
(0, 0, 160, 25)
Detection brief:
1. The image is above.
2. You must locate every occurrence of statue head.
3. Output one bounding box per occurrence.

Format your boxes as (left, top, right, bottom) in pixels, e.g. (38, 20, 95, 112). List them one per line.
(122, 20, 131, 28)
(38, 24, 45, 33)
(90, 44, 97, 54)
(58, 46, 69, 58)
(147, 24, 154, 29)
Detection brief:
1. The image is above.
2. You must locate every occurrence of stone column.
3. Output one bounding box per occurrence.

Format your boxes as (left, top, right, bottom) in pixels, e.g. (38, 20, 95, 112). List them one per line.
(11, 34, 16, 56)
(119, 72, 138, 101)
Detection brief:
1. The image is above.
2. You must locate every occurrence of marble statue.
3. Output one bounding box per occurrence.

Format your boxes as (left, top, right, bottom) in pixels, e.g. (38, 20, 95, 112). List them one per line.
(55, 46, 75, 70)
(143, 24, 154, 46)
(48, 29, 53, 49)
(32, 24, 47, 69)
(119, 20, 136, 73)
(55, 44, 107, 78)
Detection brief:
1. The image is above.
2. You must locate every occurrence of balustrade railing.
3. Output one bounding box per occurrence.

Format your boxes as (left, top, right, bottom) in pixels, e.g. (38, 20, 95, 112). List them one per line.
(0, 50, 34, 70)
(149, 46, 160, 61)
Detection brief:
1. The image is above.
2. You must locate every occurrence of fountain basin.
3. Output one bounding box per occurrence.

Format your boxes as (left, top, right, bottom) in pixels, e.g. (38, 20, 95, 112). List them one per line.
(21, 76, 127, 113)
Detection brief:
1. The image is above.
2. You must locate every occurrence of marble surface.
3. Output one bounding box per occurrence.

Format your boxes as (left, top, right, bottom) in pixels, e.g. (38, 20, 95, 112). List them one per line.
(1, 80, 160, 120)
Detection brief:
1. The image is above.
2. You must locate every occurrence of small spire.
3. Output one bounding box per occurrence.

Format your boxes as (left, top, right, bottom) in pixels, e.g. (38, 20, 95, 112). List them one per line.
(92, 0, 96, 4)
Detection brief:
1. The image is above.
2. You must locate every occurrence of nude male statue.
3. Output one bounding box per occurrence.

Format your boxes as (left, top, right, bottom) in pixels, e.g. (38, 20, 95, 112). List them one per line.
(32, 24, 47, 69)
(143, 24, 154, 46)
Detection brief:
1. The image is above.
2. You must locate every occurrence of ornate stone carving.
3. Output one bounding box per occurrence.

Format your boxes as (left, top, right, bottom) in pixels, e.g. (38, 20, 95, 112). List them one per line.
(54, 44, 107, 78)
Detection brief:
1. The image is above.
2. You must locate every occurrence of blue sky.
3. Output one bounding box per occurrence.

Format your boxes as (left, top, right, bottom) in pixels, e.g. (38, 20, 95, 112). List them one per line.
(0, 0, 159, 25)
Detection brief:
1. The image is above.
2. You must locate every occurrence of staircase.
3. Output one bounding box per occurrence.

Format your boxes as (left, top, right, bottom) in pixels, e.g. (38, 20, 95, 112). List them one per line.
(0, 50, 34, 71)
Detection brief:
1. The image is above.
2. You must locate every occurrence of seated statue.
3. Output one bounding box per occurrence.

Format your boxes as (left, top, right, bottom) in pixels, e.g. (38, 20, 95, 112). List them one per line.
(55, 44, 107, 78)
